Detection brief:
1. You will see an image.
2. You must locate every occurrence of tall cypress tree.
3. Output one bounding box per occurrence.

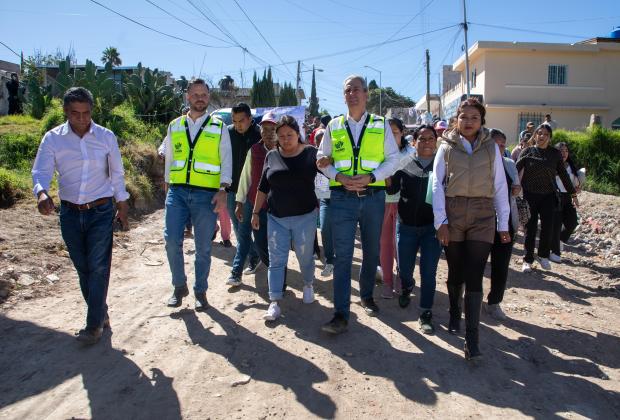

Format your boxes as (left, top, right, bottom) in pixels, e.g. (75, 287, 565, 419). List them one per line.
(309, 67, 319, 116)
(278, 82, 297, 106)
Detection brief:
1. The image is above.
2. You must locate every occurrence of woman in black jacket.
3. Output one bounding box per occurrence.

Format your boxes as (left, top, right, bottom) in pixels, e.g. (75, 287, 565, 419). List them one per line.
(387, 124, 441, 334)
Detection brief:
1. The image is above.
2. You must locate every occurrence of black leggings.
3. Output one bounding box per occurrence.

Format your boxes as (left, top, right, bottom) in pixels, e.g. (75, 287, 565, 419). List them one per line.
(524, 191, 555, 263)
(551, 193, 578, 255)
(445, 240, 493, 293)
(489, 231, 514, 304)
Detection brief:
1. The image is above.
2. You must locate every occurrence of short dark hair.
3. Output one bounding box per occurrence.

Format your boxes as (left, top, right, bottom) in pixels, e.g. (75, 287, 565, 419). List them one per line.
(187, 78, 209, 92)
(545, 114, 552, 118)
(489, 128, 507, 141)
(457, 98, 486, 125)
(320, 115, 332, 126)
(276, 115, 302, 143)
(63, 87, 94, 108)
(413, 124, 438, 140)
(388, 117, 404, 132)
(232, 102, 251, 118)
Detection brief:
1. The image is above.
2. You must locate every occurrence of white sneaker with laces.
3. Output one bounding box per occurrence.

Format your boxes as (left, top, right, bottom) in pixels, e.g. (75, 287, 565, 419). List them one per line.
(538, 257, 552, 270)
(487, 303, 507, 321)
(549, 253, 562, 263)
(263, 301, 281, 321)
(321, 263, 334, 277)
(303, 286, 315, 304)
(226, 275, 242, 287)
(522, 262, 532, 273)
(244, 260, 262, 275)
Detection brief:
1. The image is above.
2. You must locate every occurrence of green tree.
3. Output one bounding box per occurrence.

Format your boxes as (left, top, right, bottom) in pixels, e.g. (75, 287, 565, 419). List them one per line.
(250, 68, 276, 107)
(278, 82, 297, 106)
(101, 46, 122, 66)
(123, 63, 182, 123)
(308, 68, 319, 116)
(367, 86, 414, 115)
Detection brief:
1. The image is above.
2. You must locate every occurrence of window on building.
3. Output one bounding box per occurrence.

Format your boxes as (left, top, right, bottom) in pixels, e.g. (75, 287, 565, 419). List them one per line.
(471, 68, 477, 88)
(548, 64, 567, 85)
(518, 112, 543, 137)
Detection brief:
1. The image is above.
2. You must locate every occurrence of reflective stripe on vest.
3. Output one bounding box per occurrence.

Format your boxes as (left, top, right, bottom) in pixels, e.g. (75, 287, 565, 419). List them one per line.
(328, 114, 386, 188)
(168, 115, 223, 188)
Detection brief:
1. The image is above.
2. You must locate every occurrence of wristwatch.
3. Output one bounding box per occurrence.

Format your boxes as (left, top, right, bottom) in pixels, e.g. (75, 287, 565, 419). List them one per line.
(369, 173, 376, 184)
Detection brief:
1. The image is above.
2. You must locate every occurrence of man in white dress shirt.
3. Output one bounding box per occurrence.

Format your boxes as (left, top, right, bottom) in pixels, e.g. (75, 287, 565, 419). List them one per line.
(32, 87, 130, 345)
(162, 79, 231, 311)
(317, 75, 400, 334)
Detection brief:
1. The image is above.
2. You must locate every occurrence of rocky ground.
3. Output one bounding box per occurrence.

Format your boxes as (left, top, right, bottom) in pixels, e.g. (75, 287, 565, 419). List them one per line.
(0, 191, 618, 419)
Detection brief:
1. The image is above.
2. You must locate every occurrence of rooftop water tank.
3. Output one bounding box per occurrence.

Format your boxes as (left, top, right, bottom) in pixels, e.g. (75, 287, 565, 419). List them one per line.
(611, 26, 620, 39)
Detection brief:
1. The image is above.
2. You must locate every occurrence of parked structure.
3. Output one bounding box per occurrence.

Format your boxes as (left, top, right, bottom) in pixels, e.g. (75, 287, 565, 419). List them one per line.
(441, 37, 620, 143)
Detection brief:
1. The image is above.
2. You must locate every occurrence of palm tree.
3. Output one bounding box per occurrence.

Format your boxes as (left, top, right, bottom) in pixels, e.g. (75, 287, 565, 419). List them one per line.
(101, 47, 122, 66)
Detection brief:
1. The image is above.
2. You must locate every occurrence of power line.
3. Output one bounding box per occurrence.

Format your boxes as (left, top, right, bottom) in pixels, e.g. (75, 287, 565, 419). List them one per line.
(231, 0, 295, 79)
(88, 0, 232, 49)
(470, 22, 591, 40)
(0, 40, 20, 58)
(346, 0, 435, 65)
(144, 0, 235, 45)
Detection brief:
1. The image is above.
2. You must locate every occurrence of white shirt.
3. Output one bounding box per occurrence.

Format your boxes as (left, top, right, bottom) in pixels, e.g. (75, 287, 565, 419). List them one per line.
(556, 165, 579, 193)
(317, 111, 400, 181)
(163, 112, 232, 185)
(432, 136, 510, 231)
(32, 121, 130, 204)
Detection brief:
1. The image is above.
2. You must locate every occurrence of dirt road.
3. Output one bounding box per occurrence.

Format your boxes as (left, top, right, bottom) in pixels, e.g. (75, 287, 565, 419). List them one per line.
(0, 192, 619, 419)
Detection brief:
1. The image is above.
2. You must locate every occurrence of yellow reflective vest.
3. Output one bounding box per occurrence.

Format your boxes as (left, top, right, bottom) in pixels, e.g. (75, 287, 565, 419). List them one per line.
(168, 115, 223, 189)
(329, 114, 386, 188)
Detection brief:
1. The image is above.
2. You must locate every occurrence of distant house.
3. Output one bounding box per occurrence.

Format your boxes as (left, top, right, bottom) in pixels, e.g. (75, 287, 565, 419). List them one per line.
(0, 60, 21, 116)
(441, 37, 620, 143)
(210, 75, 305, 108)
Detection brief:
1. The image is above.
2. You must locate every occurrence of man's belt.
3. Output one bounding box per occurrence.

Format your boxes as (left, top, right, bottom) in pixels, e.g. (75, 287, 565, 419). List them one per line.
(335, 188, 381, 197)
(61, 197, 112, 211)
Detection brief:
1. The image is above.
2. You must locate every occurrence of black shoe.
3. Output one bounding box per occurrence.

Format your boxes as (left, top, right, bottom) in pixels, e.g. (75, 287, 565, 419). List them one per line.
(321, 314, 348, 334)
(464, 292, 483, 360)
(419, 310, 435, 335)
(447, 283, 463, 334)
(398, 287, 413, 308)
(194, 292, 208, 312)
(167, 285, 189, 307)
(221, 239, 232, 248)
(360, 298, 379, 316)
(76, 327, 103, 345)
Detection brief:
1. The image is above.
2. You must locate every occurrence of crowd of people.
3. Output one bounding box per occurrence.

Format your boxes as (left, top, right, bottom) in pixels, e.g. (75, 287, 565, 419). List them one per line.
(31, 76, 584, 362)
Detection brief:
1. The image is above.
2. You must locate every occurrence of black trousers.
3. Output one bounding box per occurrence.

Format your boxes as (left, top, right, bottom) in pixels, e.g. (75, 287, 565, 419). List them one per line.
(489, 231, 514, 305)
(445, 240, 492, 292)
(551, 193, 578, 255)
(524, 191, 555, 263)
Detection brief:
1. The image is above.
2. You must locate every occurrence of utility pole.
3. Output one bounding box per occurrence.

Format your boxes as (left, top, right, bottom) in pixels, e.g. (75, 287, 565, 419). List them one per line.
(425, 49, 431, 114)
(462, 0, 471, 98)
(296, 60, 301, 106)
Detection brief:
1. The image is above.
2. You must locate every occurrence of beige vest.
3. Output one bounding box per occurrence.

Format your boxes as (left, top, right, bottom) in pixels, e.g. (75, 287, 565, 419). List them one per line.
(441, 128, 495, 198)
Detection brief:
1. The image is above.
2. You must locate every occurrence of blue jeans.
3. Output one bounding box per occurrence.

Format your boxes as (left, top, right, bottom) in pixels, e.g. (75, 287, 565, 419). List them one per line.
(319, 198, 334, 264)
(164, 186, 218, 293)
(397, 221, 442, 310)
(59, 198, 114, 329)
(330, 189, 385, 319)
(267, 210, 317, 301)
(228, 192, 259, 276)
(252, 207, 269, 266)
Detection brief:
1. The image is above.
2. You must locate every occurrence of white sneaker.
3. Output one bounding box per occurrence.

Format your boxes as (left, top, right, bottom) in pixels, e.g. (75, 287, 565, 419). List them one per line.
(538, 257, 552, 270)
(263, 301, 281, 321)
(487, 303, 507, 321)
(244, 260, 262, 275)
(226, 275, 242, 287)
(522, 262, 532, 273)
(549, 253, 562, 263)
(303, 286, 315, 304)
(320, 264, 334, 277)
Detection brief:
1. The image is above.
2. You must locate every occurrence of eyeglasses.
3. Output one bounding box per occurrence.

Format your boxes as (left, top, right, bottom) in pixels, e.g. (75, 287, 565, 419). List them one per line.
(417, 137, 436, 143)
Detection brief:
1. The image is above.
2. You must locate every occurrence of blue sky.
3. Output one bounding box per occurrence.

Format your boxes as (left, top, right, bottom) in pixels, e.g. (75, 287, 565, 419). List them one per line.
(1, 0, 619, 114)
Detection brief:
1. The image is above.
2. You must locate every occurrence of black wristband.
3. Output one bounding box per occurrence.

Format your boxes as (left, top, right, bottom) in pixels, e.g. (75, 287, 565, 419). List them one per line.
(369, 173, 376, 184)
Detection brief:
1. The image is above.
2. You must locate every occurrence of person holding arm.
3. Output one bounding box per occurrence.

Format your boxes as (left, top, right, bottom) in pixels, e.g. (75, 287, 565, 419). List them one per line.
(317, 74, 400, 334)
(32, 87, 129, 345)
(251, 116, 318, 321)
(432, 98, 510, 360)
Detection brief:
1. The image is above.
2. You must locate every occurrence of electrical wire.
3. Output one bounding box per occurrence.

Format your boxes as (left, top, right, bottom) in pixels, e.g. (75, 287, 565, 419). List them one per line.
(0, 40, 20, 58)
(88, 0, 232, 48)
(144, 0, 235, 45)
(231, 0, 295, 79)
(469, 22, 591, 40)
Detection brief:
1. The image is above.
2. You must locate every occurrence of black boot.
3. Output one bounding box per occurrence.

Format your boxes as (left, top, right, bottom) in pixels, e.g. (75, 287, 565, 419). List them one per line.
(464, 291, 483, 360)
(447, 282, 463, 334)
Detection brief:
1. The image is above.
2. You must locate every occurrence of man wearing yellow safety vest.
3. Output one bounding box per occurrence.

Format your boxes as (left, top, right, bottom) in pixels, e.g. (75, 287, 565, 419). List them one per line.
(162, 78, 232, 311)
(317, 75, 400, 334)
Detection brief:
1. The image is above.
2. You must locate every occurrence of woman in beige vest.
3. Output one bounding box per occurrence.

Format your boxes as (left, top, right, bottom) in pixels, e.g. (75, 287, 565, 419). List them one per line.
(432, 98, 511, 361)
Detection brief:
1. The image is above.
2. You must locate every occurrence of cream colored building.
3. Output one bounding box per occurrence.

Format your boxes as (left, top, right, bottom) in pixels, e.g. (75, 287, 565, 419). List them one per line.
(441, 38, 620, 143)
